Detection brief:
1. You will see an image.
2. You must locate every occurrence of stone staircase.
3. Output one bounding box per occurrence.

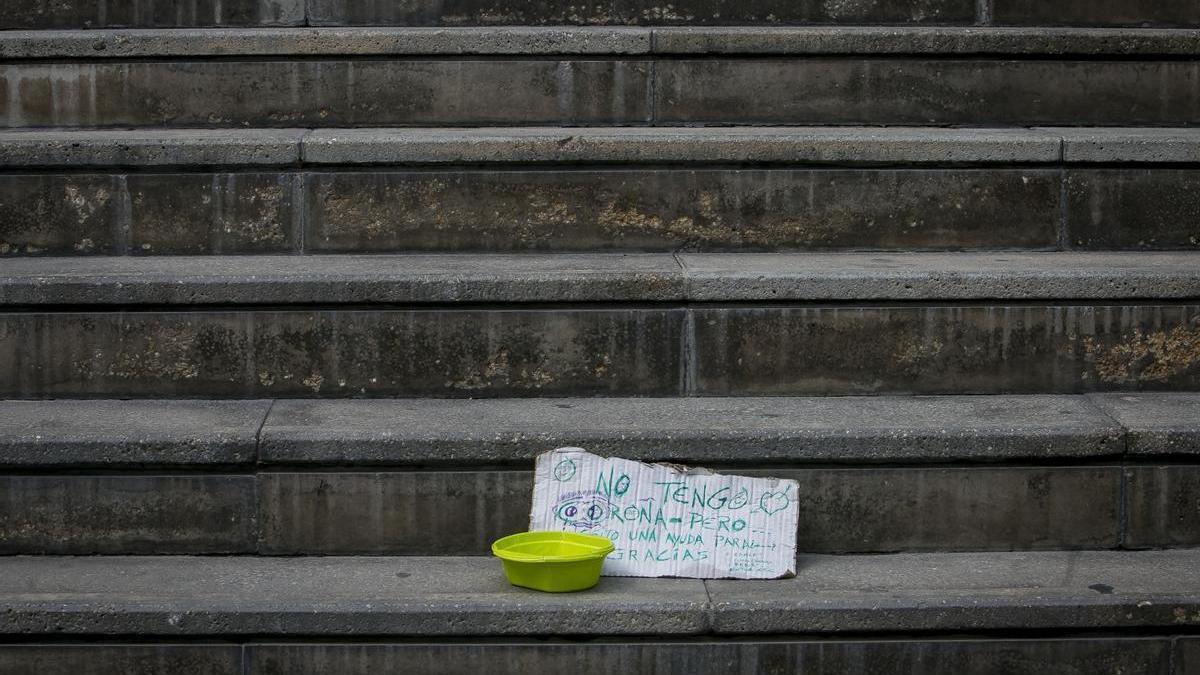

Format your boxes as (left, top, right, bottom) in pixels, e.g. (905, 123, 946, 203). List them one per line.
(1, 1, 1199, 672)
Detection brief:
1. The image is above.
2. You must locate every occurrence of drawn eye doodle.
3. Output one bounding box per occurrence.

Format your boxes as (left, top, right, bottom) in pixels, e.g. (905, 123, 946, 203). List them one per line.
(554, 495, 613, 530)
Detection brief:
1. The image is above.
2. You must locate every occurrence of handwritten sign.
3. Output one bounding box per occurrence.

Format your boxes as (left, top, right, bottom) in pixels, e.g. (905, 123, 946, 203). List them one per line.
(530, 448, 799, 579)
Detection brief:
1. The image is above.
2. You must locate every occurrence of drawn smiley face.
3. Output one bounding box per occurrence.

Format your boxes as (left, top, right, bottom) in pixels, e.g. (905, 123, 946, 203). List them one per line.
(553, 459, 577, 482)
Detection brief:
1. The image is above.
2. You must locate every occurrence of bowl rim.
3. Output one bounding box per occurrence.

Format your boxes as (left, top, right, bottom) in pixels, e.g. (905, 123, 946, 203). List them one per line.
(492, 530, 615, 563)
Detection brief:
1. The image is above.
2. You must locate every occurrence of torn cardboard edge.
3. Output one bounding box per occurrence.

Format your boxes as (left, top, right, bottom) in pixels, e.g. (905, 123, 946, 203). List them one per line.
(529, 447, 799, 580)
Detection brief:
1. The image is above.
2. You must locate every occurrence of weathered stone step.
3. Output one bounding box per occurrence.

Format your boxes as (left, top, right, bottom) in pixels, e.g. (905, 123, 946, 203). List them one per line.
(3, 0, 1198, 28)
(5, 127, 1200, 254)
(0, 253, 1198, 397)
(2, 29, 1199, 127)
(2, 394, 1155, 468)
(0, 551, 1196, 638)
(3, 252, 1199, 304)
(0, 395, 1196, 554)
(9, 126, 1200, 167)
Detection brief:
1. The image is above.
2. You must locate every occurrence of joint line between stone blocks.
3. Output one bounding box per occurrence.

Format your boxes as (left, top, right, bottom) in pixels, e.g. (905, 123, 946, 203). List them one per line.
(254, 399, 276, 467)
(1117, 460, 1130, 550)
(1057, 167, 1070, 251)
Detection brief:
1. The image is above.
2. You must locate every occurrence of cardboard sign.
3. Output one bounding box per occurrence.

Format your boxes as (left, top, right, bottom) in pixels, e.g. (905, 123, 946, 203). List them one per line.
(529, 448, 799, 579)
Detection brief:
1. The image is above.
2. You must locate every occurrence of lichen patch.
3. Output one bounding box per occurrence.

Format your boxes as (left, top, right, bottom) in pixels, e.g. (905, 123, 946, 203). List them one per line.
(1085, 320, 1200, 384)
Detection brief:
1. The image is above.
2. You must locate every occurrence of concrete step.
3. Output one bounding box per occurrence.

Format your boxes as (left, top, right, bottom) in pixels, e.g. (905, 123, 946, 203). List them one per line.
(0, 394, 1196, 554)
(1, 252, 1198, 397)
(0, 552, 1196, 644)
(2, 28, 1199, 127)
(6, 251, 1200, 304)
(0, 394, 1141, 468)
(4, 126, 1200, 254)
(3, 0, 1197, 28)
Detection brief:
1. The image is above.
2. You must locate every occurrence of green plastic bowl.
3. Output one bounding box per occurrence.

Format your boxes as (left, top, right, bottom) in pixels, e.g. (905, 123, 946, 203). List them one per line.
(492, 531, 615, 592)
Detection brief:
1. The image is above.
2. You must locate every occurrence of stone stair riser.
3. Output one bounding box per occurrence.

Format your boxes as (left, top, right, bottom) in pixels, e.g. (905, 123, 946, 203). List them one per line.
(6, 638, 1171, 675)
(6, 0, 1198, 27)
(254, 466, 1125, 554)
(1, 169, 1065, 255)
(0, 474, 255, 555)
(0, 646, 242, 675)
(8, 465, 1198, 555)
(1126, 465, 1200, 548)
(995, 0, 1200, 27)
(694, 304, 1200, 395)
(250, 639, 1181, 675)
(310, 0, 977, 27)
(658, 59, 1200, 126)
(5, 59, 1200, 128)
(3, 305, 1197, 398)
(4, 169, 1200, 254)
(0, 309, 684, 398)
(1, 0, 303, 29)
(0, 61, 651, 128)
(0, 174, 300, 256)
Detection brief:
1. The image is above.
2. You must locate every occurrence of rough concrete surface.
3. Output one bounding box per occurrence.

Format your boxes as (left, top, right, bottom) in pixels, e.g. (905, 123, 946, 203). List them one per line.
(0, 646, 242, 675)
(653, 26, 1200, 55)
(1051, 128, 1200, 163)
(302, 168, 1059, 252)
(678, 252, 1200, 301)
(0, 253, 685, 304)
(656, 59, 1200, 126)
(1180, 638, 1200, 675)
(0, 551, 1196, 636)
(306, 0, 974, 26)
(0, 129, 305, 167)
(0, 28, 652, 58)
(0, 60, 652, 128)
(4, 252, 1200, 304)
(993, 0, 1200, 27)
(709, 549, 1200, 633)
(244, 639, 1172, 675)
(301, 127, 1063, 164)
(0, 172, 302, 256)
(0, 475, 256, 554)
(259, 395, 1123, 464)
(0, 308, 686, 398)
(1066, 170, 1200, 250)
(0, 0, 302, 29)
(251, 465, 1122, 554)
(0, 556, 709, 636)
(1088, 393, 1200, 455)
(14, 24, 1177, 58)
(775, 465, 1121, 552)
(1124, 465, 1200, 548)
(257, 471, 533, 554)
(690, 303, 1200, 395)
(0, 400, 269, 467)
